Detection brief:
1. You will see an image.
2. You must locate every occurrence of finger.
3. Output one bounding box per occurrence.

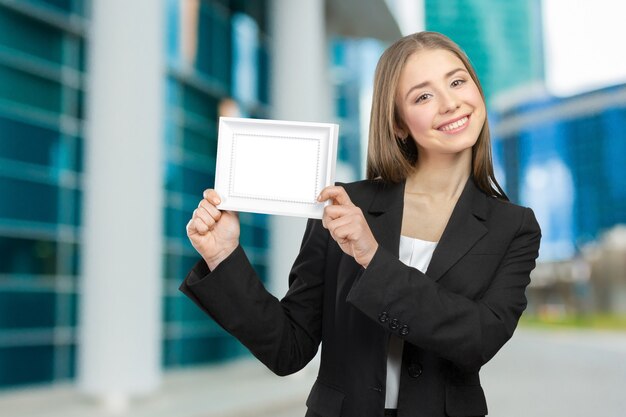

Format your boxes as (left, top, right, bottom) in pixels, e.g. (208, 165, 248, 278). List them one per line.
(325, 214, 358, 236)
(317, 186, 354, 206)
(330, 223, 354, 244)
(185, 218, 195, 235)
(321, 204, 344, 229)
(193, 208, 216, 230)
(202, 189, 222, 205)
(323, 204, 359, 221)
(186, 217, 209, 236)
(198, 200, 222, 222)
(318, 186, 348, 204)
(194, 217, 210, 234)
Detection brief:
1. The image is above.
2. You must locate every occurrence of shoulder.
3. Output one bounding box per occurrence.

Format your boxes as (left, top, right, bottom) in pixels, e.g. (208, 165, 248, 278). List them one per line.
(487, 195, 526, 216)
(485, 196, 541, 236)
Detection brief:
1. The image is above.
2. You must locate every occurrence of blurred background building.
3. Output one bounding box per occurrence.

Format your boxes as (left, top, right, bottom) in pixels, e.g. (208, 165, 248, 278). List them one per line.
(0, 0, 625, 415)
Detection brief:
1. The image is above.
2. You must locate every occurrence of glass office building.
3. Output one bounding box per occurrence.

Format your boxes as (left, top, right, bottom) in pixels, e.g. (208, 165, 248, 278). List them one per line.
(330, 38, 385, 180)
(0, 0, 87, 388)
(493, 84, 626, 261)
(161, 0, 271, 369)
(424, 0, 544, 101)
(0, 0, 271, 388)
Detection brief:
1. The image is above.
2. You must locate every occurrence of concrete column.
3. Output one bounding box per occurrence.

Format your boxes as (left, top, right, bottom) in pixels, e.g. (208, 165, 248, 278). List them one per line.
(268, 0, 331, 297)
(269, 0, 331, 123)
(79, 0, 164, 410)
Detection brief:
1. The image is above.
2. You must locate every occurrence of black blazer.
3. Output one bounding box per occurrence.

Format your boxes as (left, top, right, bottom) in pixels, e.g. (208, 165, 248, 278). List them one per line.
(180, 177, 541, 417)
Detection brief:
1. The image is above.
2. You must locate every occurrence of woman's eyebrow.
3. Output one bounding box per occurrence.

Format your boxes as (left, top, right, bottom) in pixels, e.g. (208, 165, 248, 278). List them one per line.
(404, 67, 467, 100)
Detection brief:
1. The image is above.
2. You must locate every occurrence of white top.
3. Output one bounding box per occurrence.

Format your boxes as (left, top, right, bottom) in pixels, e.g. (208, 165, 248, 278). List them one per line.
(385, 236, 438, 409)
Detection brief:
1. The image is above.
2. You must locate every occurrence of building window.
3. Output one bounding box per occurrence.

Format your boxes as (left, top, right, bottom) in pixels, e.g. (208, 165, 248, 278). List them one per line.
(0, 1, 86, 387)
(163, 0, 271, 369)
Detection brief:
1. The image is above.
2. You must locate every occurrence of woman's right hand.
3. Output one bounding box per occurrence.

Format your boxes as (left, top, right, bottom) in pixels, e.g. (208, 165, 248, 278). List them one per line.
(186, 189, 240, 270)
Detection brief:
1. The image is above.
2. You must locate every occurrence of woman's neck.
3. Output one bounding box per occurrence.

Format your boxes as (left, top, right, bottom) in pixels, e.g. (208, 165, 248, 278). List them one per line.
(405, 149, 472, 200)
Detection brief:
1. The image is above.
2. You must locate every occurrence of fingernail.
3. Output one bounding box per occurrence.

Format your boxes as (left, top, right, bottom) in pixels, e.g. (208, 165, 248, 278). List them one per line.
(213, 198, 221, 205)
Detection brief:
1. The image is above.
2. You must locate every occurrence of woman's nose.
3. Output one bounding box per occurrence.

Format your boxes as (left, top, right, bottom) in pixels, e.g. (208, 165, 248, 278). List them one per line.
(439, 91, 460, 114)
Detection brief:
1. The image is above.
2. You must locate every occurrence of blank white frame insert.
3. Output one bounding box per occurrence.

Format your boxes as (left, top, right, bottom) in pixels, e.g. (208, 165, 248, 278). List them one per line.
(214, 117, 339, 218)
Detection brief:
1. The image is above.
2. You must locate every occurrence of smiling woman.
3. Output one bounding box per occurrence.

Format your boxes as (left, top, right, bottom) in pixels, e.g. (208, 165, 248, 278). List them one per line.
(180, 31, 541, 417)
(367, 33, 503, 201)
(396, 50, 484, 164)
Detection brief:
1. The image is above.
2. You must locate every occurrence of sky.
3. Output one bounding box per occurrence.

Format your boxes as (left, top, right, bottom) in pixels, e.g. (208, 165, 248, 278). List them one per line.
(543, 0, 626, 96)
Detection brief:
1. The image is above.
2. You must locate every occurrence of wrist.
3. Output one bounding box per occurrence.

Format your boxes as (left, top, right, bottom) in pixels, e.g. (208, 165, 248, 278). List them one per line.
(204, 244, 238, 271)
(360, 243, 379, 269)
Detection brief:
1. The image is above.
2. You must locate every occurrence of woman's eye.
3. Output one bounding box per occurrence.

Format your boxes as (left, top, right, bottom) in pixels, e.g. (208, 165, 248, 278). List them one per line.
(415, 93, 430, 103)
(451, 79, 466, 87)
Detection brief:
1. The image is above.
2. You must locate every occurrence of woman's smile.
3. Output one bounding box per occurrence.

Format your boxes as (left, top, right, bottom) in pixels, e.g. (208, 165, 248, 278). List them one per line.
(436, 114, 470, 133)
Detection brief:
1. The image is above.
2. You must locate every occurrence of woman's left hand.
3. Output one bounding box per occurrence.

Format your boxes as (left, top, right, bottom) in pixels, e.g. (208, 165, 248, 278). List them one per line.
(318, 186, 379, 268)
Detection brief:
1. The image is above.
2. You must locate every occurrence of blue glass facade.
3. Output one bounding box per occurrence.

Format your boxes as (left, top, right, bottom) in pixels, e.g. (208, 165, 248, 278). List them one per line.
(331, 38, 385, 179)
(162, 0, 271, 369)
(493, 85, 626, 261)
(0, 0, 86, 387)
(424, 0, 544, 101)
(0, 0, 272, 389)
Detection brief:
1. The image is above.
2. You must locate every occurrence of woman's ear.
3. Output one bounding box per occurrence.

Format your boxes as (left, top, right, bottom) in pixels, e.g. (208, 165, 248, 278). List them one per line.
(393, 110, 408, 140)
(394, 125, 408, 141)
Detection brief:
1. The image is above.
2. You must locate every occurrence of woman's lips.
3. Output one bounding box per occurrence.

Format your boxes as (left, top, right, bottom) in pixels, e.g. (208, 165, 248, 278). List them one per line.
(437, 115, 470, 133)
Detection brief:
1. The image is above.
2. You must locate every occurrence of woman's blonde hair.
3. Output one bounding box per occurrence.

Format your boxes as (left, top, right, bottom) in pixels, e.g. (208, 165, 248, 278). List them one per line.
(366, 31, 507, 200)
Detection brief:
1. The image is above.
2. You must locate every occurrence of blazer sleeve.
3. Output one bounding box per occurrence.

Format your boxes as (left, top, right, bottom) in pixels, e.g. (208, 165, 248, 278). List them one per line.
(346, 206, 541, 373)
(179, 218, 329, 376)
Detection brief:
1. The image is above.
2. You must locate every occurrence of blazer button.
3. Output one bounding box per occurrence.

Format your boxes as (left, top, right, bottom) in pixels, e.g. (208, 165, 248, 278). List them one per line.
(408, 363, 423, 378)
(389, 318, 399, 331)
(378, 312, 389, 323)
(399, 325, 410, 336)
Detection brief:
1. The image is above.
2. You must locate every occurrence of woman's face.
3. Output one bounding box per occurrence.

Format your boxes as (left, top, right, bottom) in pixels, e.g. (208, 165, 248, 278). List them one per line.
(395, 48, 486, 160)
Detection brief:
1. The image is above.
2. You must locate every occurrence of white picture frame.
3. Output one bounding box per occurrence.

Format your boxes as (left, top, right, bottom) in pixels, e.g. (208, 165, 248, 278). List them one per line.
(214, 117, 339, 219)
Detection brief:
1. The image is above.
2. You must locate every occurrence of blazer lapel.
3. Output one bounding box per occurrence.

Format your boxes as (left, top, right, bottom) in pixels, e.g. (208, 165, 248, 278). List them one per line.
(426, 177, 488, 281)
(366, 180, 405, 257)
(363, 177, 489, 282)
